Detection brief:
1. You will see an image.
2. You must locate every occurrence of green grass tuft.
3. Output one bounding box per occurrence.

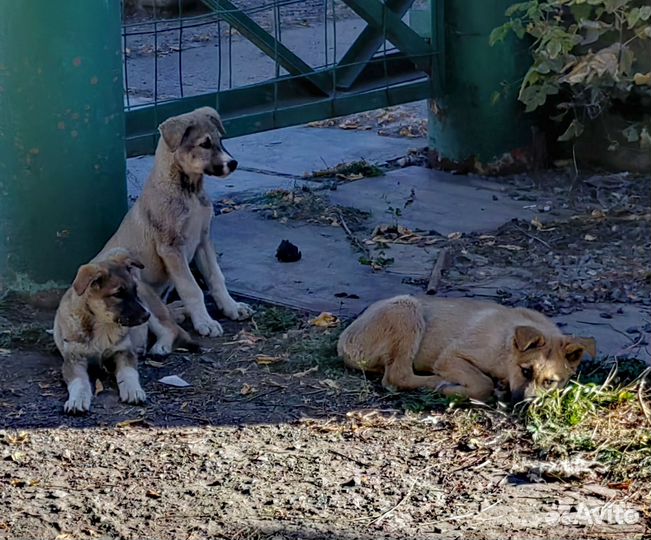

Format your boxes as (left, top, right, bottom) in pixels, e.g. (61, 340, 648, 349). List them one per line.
(253, 306, 301, 337)
(285, 328, 342, 374)
(525, 367, 651, 480)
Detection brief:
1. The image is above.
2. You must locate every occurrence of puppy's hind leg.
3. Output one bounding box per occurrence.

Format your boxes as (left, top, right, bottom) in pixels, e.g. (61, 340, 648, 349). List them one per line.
(339, 296, 444, 391)
(138, 282, 198, 356)
(432, 350, 495, 401)
(62, 358, 93, 414)
(114, 351, 146, 404)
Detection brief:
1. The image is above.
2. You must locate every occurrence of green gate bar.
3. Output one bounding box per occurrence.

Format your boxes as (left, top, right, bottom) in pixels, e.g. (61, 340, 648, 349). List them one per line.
(0, 0, 127, 289)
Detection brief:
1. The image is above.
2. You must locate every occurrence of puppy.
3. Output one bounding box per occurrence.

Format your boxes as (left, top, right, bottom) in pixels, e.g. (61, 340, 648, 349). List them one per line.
(54, 249, 150, 414)
(99, 106, 252, 354)
(338, 295, 596, 402)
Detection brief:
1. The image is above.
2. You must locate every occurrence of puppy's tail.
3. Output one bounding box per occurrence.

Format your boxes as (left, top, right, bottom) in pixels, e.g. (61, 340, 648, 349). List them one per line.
(175, 326, 201, 353)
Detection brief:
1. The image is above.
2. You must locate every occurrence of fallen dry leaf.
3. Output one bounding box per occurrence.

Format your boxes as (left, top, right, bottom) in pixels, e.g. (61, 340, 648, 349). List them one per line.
(10, 452, 27, 463)
(240, 383, 257, 396)
(293, 366, 319, 378)
(255, 354, 284, 365)
(309, 312, 339, 328)
(584, 234, 597, 241)
(224, 330, 264, 347)
(146, 490, 161, 499)
(530, 217, 556, 232)
(116, 417, 147, 428)
(145, 359, 164, 368)
(321, 379, 340, 390)
(498, 244, 524, 251)
(6, 432, 30, 446)
(447, 231, 463, 240)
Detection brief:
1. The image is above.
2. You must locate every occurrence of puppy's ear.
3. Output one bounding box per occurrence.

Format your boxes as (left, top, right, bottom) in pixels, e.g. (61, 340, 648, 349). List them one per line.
(206, 110, 226, 136)
(514, 325, 545, 352)
(565, 337, 596, 364)
(159, 116, 194, 152)
(72, 264, 106, 296)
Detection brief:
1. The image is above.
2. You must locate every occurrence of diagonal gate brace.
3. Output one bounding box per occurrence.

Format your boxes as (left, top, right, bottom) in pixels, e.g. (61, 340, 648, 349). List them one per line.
(336, 0, 415, 90)
(200, 0, 330, 95)
(341, 0, 431, 74)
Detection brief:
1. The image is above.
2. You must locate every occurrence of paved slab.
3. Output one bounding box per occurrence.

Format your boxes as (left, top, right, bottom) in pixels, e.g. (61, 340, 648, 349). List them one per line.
(556, 305, 650, 362)
(329, 167, 567, 235)
(215, 210, 424, 317)
(224, 126, 425, 177)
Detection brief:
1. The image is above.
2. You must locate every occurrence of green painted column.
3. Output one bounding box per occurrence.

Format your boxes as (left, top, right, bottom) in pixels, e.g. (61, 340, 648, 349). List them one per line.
(429, 0, 531, 164)
(0, 1, 127, 290)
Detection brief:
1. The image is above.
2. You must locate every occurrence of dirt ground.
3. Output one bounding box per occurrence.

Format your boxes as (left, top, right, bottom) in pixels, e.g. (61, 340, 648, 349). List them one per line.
(1, 306, 649, 540)
(1, 155, 650, 539)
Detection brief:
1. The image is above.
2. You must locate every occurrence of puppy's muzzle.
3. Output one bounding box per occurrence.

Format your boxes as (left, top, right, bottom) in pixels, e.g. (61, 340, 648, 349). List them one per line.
(207, 159, 238, 178)
(119, 305, 151, 327)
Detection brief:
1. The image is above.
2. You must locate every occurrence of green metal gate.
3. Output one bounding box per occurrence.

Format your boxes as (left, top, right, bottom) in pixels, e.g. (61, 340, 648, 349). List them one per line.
(123, 0, 442, 156)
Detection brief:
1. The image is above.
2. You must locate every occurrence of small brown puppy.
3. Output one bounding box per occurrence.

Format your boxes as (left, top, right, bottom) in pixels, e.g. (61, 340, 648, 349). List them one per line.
(338, 295, 596, 402)
(54, 248, 150, 414)
(99, 106, 252, 355)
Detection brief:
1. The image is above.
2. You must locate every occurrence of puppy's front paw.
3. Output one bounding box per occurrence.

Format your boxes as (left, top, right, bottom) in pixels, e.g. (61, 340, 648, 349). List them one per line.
(64, 380, 93, 414)
(117, 368, 146, 404)
(150, 337, 174, 357)
(118, 380, 147, 404)
(223, 301, 254, 321)
(194, 318, 223, 337)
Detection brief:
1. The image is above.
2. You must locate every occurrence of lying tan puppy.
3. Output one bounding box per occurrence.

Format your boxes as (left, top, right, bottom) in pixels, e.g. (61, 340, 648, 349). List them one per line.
(98, 106, 252, 354)
(54, 249, 150, 414)
(338, 295, 596, 402)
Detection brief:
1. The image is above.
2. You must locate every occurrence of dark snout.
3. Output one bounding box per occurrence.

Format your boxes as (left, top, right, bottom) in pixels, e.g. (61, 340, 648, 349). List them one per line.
(118, 299, 150, 327)
(206, 158, 238, 177)
(510, 387, 526, 403)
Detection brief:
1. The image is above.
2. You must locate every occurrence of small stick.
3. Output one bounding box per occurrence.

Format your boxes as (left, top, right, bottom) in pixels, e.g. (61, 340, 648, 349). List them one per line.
(337, 210, 370, 257)
(369, 479, 417, 525)
(426, 247, 450, 295)
(512, 224, 552, 250)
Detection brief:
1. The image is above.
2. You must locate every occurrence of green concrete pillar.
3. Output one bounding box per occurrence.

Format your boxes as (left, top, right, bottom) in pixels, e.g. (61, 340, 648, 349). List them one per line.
(429, 0, 531, 165)
(0, 1, 127, 290)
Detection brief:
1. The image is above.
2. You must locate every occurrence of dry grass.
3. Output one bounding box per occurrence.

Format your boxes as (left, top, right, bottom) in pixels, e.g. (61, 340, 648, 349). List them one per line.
(524, 367, 651, 481)
(255, 187, 369, 230)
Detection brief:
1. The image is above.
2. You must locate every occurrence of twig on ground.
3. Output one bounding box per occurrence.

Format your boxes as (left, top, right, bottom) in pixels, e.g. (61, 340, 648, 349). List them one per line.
(512, 224, 552, 250)
(328, 448, 371, 467)
(369, 479, 418, 525)
(426, 247, 450, 295)
(425, 500, 501, 527)
(337, 210, 370, 257)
